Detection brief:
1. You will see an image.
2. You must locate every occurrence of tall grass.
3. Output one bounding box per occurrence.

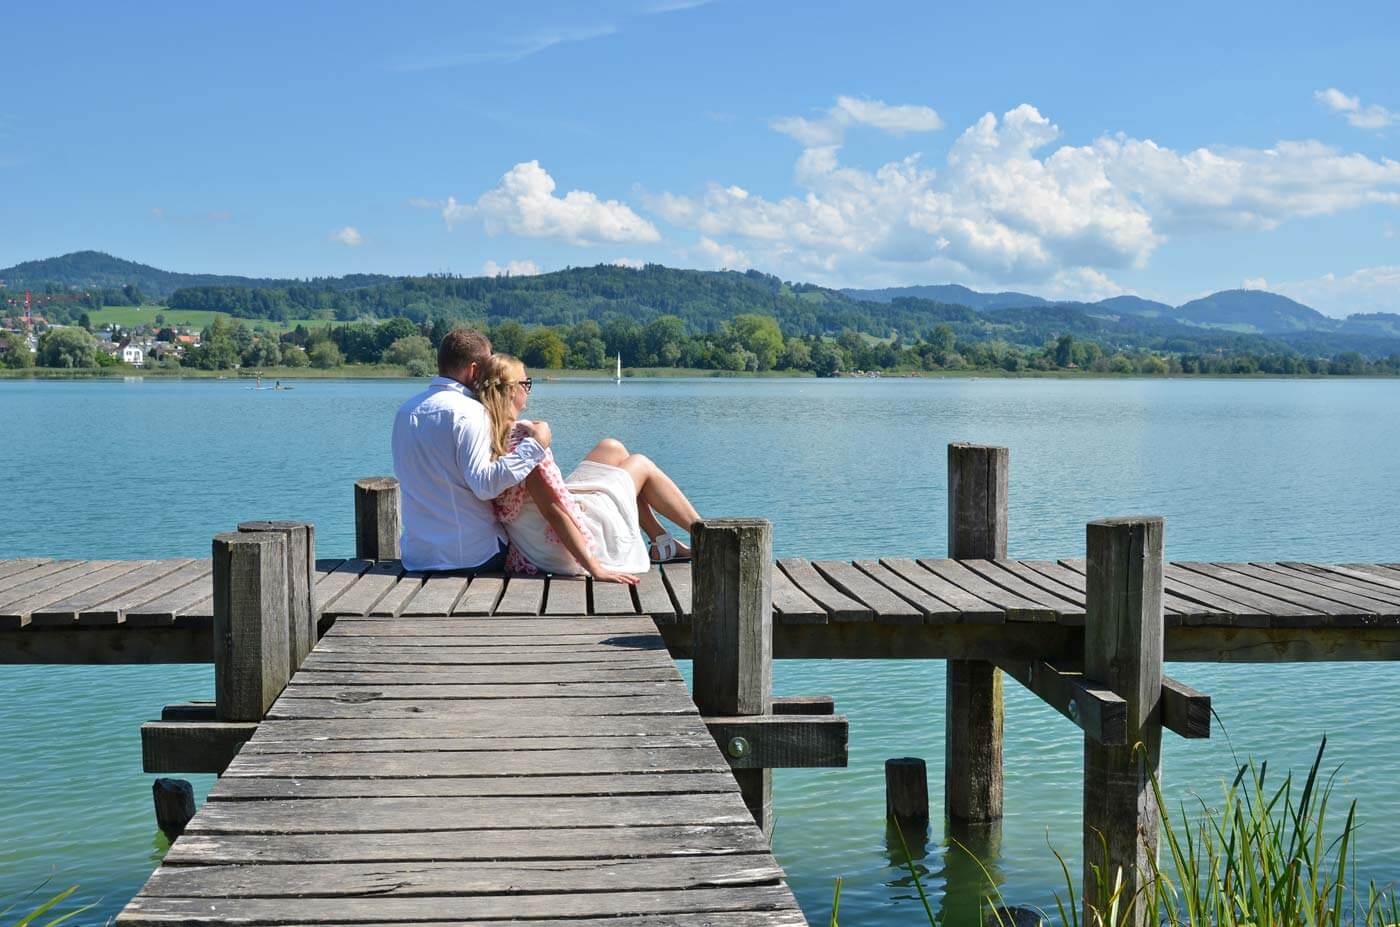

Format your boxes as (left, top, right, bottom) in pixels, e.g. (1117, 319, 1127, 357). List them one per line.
(835, 739, 1399, 926)
(0, 883, 97, 927)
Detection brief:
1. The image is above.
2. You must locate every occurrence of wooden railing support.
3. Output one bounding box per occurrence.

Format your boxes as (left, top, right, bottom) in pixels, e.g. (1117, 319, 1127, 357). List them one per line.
(946, 443, 1008, 827)
(1083, 516, 1165, 926)
(212, 531, 291, 722)
(692, 517, 774, 834)
(886, 756, 930, 830)
(237, 521, 315, 669)
(354, 477, 400, 561)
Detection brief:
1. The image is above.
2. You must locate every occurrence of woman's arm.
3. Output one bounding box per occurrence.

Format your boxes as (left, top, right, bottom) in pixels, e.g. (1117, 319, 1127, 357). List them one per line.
(524, 469, 638, 585)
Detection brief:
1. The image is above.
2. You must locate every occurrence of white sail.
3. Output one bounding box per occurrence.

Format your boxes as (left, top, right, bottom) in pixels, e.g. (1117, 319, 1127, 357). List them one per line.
(615, 353, 622, 384)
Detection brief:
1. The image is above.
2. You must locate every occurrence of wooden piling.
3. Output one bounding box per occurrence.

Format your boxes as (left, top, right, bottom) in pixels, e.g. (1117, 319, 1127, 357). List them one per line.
(945, 443, 1008, 827)
(1083, 516, 1164, 926)
(237, 521, 315, 670)
(885, 757, 930, 829)
(354, 477, 400, 561)
(211, 531, 290, 722)
(152, 777, 195, 840)
(691, 517, 774, 833)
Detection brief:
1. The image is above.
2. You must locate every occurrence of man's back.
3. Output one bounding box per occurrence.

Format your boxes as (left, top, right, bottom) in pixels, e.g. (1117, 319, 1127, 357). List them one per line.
(392, 377, 541, 571)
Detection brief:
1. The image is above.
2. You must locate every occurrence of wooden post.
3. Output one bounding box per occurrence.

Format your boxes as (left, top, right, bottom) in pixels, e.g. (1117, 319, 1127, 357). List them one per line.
(152, 778, 196, 840)
(945, 443, 1008, 827)
(1083, 516, 1164, 926)
(691, 517, 773, 834)
(238, 521, 315, 670)
(212, 531, 290, 722)
(354, 477, 400, 561)
(885, 757, 930, 829)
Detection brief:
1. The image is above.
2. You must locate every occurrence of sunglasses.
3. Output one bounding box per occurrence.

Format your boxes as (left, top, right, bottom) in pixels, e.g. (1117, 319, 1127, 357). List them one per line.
(515, 378, 533, 394)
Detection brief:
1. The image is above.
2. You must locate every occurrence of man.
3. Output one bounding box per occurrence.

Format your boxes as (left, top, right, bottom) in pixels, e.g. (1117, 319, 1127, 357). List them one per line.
(391, 328, 552, 572)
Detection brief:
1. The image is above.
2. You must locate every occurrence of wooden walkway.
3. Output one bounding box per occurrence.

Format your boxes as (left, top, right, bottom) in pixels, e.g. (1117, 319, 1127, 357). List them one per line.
(5, 556, 1400, 631)
(116, 610, 807, 925)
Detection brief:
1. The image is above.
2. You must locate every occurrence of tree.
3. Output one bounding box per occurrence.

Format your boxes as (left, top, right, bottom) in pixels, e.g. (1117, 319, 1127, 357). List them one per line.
(122, 283, 144, 305)
(382, 335, 434, 367)
(376, 317, 420, 353)
(0, 331, 33, 368)
(38, 327, 98, 368)
(282, 344, 310, 368)
(731, 315, 783, 370)
(310, 341, 345, 369)
(521, 328, 567, 370)
(642, 315, 686, 367)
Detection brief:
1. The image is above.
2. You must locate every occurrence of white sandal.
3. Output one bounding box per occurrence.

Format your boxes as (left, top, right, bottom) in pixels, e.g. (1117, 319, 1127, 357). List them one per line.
(649, 532, 690, 563)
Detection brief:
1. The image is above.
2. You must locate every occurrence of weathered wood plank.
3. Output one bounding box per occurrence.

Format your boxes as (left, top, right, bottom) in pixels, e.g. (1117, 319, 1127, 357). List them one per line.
(128, 915, 809, 927)
(1166, 563, 1315, 623)
(703, 714, 847, 768)
(141, 721, 257, 774)
(117, 884, 804, 924)
(917, 558, 1052, 621)
(313, 558, 345, 581)
(545, 574, 589, 616)
(276, 680, 683, 700)
(454, 575, 504, 615)
(996, 659, 1126, 745)
(879, 557, 1004, 621)
(368, 574, 425, 617)
(82, 561, 211, 625)
(207, 771, 742, 801)
(329, 616, 656, 637)
(0, 560, 151, 628)
(591, 576, 640, 615)
(769, 564, 827, 624)
(322, 560, 404, 618)
(1044, 559, 1209, 619)
(493, 575, 547, 615)
(313, 558, 372, 614)
(289, 664, 683, 685)
(1161, 676, 1211, 738)
(0, 559, 85, 595)
(1222, 563, 1400, 617)
(265, 695, 694, 720)
(777, 558, 871, 621)
(247, 714, 702, 741)
(635, 566, 679, 622)
(812, 560, 921, 624)
(962, 559, 1084, 621)
(853, 560, 957, 622)
(0, 625, 212, 664)
(240, 731, 713, 753)
(0, 559, 51, 582)
(1264, 563, 1400, 605)
(301, 649, 667, 667)
(397, 573, 469, 617)
(1178, 562, 1367, 620)
(662, 560, 692, 617)
(30, 560, 194, 626)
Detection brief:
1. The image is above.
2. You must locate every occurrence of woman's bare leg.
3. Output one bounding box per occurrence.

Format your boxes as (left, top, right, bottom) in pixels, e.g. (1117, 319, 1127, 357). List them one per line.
(616, 453, 701, 536)
(584, 437, 630, 467)
(637, 501, 667, 542)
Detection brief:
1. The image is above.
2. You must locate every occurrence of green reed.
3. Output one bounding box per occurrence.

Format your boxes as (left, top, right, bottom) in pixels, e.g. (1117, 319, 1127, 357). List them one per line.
(1, 882, 97, 927)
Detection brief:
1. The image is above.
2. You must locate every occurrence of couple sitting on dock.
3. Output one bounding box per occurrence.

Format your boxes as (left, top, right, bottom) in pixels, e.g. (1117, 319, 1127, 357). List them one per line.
(390, 327, 702, 585)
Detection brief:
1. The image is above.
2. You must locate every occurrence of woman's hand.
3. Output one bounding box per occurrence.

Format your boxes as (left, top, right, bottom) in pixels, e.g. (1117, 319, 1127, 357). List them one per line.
(589, 564, 639, 585)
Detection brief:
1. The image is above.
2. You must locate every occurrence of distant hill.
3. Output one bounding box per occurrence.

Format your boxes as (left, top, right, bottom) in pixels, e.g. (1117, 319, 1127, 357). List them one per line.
(843, 283, 1050, 310)
(0, 251, 393, 300)
(1338, 313, 1400, 338)
(1094, 295, 1174, 317)
(1173, 289, 1331, 334)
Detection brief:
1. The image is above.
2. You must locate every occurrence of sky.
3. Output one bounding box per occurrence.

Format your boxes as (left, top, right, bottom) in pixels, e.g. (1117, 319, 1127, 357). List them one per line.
(2, 0, 1397, 316)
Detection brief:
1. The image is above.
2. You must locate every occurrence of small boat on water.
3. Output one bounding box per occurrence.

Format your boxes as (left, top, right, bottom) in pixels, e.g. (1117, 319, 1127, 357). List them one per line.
(615, 353, 622, 384)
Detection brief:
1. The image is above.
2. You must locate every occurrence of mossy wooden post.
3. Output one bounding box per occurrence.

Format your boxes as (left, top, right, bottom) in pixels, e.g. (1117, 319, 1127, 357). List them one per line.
(886, 757, 930, 830)
(152, 778, 196, 840)
(354, 477, 400, 561)
(212, 531, 290, 722)
(692, 517, 773, 834)
(946, 443, 1007, 828)
(237, 521, 315, 670)
(1083, 516, 1164, 926)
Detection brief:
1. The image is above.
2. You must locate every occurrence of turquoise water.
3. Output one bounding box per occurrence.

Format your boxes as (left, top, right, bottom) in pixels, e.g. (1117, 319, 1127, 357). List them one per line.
(3, 376, 1399, 924)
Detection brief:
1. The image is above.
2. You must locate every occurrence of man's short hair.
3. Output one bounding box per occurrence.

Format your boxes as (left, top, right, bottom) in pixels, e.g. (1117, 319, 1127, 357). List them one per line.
(438, 328, 492, 377)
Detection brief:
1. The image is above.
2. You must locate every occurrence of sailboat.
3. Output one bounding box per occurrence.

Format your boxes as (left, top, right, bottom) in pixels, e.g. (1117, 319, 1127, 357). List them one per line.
(615, 353, 622, 384)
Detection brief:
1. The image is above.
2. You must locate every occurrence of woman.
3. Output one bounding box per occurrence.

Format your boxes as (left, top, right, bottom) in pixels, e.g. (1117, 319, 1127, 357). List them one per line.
(475, 354, 703, 584)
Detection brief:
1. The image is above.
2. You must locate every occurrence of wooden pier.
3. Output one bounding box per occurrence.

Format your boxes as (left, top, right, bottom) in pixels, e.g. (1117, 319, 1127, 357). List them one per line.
(4, 445, 1400, 925)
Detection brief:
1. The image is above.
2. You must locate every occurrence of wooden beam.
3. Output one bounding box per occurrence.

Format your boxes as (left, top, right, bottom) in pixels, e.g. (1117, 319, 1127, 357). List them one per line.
(0, 626, 211, 664)
(771, 694, 834, 715)
(161, 701, 216, 722)
(1082, 516, 1164, 927)
(945, 442, 1009, 828)
(995, 660, 1126, 745)
(1161, 676, 1211, 739)
(141, 721, 257, 774)
(354, 477, 400, 561)
(702, 715, 847, 769)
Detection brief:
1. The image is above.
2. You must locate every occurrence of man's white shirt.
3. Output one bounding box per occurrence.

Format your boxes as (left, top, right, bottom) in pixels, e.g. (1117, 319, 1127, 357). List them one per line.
(391, 376, 545, 571)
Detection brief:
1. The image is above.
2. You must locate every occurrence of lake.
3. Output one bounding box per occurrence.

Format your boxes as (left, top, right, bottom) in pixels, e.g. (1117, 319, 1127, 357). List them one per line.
(3, 375, 1399, 924)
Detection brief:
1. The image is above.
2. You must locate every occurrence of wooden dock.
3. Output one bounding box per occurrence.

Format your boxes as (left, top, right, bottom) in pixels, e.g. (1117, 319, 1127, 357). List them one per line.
(117, 609, 807, 925)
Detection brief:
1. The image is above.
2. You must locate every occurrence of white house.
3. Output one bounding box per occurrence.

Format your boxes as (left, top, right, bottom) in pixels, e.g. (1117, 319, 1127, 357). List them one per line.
(122, 345, 146, 367)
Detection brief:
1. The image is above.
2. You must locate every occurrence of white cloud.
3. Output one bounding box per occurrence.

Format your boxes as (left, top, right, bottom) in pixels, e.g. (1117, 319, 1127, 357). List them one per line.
(482, 259, 541, 277)
(772, 95, 943, 147)
(330, 226, 363, 247)
(696, 236, 751, 270)
(1315, 87, 1396, 130)
(648, 102, 1400, 290)
(1242, 276, 1269, 290)
(612, 257, 646, 268)
(440, 161, 660, 246)
(1272, 265, 1400, 318)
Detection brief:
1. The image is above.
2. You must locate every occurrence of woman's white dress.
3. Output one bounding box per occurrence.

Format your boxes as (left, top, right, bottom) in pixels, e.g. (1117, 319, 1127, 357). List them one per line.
(492, 422, 650, 575)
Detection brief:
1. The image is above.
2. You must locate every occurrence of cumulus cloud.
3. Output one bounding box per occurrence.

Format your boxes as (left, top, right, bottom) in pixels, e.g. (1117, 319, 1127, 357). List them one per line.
(438, 161, 660, 246)
(1242, 277, 1269, 290)
(1315, 88, 1395, 129)
(482, 259, 541, 277)
(648, 102, 1400, 292)
(696, 236, 751, 270)
(772, 96, 943, 147)
(612, 257, 646, 268)
(1273, 265, 1400, 318)
(330, 226, 363, 246)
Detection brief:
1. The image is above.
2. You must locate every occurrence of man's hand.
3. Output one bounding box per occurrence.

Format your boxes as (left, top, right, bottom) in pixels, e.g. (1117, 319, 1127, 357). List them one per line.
(523, 420, 552, 449)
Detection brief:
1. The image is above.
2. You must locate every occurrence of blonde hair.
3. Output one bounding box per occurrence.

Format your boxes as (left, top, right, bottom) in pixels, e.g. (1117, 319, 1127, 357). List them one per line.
(475, 354, 525, 459)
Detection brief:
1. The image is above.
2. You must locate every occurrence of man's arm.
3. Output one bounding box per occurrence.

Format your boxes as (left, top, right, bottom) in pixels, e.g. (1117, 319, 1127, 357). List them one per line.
(455, 406, 547, 500)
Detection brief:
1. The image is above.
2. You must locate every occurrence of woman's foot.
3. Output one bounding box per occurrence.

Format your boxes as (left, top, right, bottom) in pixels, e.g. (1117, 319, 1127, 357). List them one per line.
(649, 532, 691, 563)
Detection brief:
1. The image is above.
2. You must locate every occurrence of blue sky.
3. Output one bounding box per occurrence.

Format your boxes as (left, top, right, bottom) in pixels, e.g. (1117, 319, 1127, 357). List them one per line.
(2, 0, 1397, 314)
